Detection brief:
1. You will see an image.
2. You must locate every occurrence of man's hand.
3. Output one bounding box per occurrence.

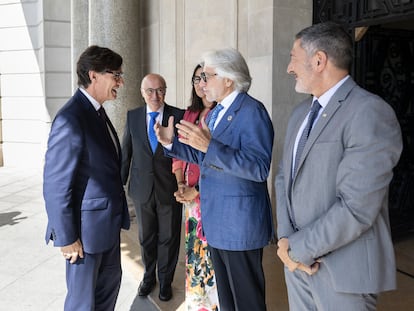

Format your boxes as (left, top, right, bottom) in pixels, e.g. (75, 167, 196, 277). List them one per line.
(61, 239, 84, 264)
(277, 238, 300, 272)
(276, 238, 320, 275)
(176, 118, 211, 153)
(154, 115, 175, 145)
(174, 185, 198, 203)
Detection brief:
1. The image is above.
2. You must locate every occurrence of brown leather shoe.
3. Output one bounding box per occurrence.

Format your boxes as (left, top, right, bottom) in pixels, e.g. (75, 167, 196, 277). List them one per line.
(159, 285, 172, 301)
(138, 280, 155, 296)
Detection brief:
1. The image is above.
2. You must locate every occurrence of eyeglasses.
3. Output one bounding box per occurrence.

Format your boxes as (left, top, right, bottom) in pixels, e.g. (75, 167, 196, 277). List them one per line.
(143, 87, 167, 96)
(105, 70, 124, 81)
(200, 72, 218, 83)
(192, 76, 201, 85)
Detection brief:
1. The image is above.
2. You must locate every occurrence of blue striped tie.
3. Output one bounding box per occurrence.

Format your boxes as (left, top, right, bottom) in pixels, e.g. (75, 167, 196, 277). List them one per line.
(207, 104, 224, 132)
(148, 111, 159, 153)
(294, 100, 321, 175)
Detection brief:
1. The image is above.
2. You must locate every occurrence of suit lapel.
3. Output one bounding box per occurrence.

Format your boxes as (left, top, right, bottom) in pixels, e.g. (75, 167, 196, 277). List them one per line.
(77, 90, 121, 162)
(212, 93, 244, 137)
(293, 78, 357, 180)
(286, 103, 310, 184)
(138, 107, 153, 154)
(105, 116, 122, 163)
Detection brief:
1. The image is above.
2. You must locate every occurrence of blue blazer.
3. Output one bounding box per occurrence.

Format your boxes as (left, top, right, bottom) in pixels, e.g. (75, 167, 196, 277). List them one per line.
(43, 89, 130, 254)
(167, 92, 274, 251)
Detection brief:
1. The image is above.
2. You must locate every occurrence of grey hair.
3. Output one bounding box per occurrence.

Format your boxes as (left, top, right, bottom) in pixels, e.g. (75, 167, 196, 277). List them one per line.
(296, 22, 353, 71)
(200, 48, 252, 92)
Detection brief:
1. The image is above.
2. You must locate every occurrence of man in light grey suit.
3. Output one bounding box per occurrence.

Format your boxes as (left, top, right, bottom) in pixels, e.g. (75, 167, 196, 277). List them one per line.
(275, 22, 403, 311)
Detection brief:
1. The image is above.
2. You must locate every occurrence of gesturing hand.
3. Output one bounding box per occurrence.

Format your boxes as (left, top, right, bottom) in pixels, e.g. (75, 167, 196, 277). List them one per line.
(176, 118, 211, 153)
(154, 115, 175, 145)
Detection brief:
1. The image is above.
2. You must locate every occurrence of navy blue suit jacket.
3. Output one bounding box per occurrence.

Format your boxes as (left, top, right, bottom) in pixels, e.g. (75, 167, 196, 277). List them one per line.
(166, 92, 274, 251)
(43, 89, 130, 254)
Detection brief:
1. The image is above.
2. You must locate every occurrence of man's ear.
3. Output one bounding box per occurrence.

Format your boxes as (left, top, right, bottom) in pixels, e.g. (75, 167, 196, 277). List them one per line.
(314, 51, 327, 71)
(88, 70, 96, 82)
(224, 78, 233, 88)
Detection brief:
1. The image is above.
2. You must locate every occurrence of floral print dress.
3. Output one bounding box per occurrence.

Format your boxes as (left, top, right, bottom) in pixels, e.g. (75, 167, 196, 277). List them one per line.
(184, 197, 219, 311)
(173, 110, 219, 311)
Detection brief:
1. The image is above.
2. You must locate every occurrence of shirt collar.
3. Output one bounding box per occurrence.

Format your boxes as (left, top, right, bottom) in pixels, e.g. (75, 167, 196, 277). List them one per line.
(146, 104, 164, 114)
(219, 90, 239, 109)
(79, 87, 101, 111)
(313, 75, 350, 109)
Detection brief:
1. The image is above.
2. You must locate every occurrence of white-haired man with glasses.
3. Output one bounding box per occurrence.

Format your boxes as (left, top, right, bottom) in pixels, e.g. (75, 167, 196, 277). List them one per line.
(156, 49, 274, 310)
(121, 73, 184, 301)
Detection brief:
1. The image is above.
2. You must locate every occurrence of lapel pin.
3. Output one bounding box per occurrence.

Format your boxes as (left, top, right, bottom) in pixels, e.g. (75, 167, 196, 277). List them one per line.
(322, 113, 327, 117)
(227, 115, 233, 121)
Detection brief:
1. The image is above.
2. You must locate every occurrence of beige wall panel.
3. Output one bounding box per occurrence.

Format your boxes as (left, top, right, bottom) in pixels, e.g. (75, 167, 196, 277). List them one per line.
(0, 26, 42, 50)
(1, 97, 45, 120)
(44, 21, 71, 47)
(0, 74, 44, 97)
(0, 50, 41, 74)
(44, 73, 71, 98)
(2, 143, 44, 167)
(0, 1, 41, 27)
(249, 55, 273, 110)
(2, 119, 43, 143)
(45, 47, 71, 72)
(43, 0, 70, 21)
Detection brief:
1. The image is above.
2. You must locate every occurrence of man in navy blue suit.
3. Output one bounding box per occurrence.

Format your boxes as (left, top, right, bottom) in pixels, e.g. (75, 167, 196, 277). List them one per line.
(155, 48, 274, 310)
(43, 45, 130, 311)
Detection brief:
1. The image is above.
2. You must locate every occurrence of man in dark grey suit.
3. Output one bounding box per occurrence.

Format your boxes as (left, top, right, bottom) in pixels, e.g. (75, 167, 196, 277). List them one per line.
(121, 73, 184, 301)
(275, 22, 402, 310)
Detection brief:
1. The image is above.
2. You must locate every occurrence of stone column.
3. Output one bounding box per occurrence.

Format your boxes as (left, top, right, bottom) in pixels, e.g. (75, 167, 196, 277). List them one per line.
(71, 0, 89, 91)
(89, 0, 141, 136)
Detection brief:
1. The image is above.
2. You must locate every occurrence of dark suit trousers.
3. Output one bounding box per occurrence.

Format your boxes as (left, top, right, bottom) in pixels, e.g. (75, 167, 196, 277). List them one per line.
(64, 237, 121, 311)
(133, 192, 182, 287)
(209, 246, 266, 311)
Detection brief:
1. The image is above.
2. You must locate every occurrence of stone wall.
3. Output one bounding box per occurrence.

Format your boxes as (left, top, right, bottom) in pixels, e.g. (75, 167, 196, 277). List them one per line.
(0, 0, 71, 167)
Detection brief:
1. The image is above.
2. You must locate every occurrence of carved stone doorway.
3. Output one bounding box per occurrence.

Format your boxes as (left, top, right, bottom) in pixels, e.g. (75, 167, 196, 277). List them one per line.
(313, 0, 414, 238)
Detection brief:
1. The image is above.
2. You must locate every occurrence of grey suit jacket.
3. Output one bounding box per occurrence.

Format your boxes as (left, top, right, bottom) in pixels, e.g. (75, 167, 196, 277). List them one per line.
(275, 77, 402, 293)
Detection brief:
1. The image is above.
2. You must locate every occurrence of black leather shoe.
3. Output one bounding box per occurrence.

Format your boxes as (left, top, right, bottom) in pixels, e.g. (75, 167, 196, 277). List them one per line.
(159, 285, 172, 301)
(138, 280, 155, 296)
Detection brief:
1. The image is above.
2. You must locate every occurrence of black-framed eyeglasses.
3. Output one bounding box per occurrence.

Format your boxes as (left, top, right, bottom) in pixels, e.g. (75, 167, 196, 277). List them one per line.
(200, 72, 218, 83)
(192, 76, 201, 85)
(143, 87, 167, 96)
(105, 70, 124, 81)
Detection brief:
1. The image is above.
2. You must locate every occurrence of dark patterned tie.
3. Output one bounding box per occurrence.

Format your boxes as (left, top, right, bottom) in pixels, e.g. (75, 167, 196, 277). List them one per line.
(148, 111, 159, 153)
(206, 104, 224, 132)
(293, 100, 321, 175)
(98, 106, 107, 123)
(98, 107, 119, 156)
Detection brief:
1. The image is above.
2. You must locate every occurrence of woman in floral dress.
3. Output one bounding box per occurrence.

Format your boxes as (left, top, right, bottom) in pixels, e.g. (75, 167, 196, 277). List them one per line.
(173, 64, 219, 311)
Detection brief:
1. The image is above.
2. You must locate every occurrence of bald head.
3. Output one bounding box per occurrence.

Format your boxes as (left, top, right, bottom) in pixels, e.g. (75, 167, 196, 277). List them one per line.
(140, 73, 167, 111)
(141, 73, 166, 89)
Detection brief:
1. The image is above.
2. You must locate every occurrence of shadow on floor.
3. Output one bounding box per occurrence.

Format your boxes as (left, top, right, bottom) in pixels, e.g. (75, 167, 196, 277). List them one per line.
(0, 211, 27, 227)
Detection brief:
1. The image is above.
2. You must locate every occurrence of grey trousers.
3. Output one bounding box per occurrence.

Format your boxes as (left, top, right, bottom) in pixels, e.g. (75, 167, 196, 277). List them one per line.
(284, 263, 377, 311)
